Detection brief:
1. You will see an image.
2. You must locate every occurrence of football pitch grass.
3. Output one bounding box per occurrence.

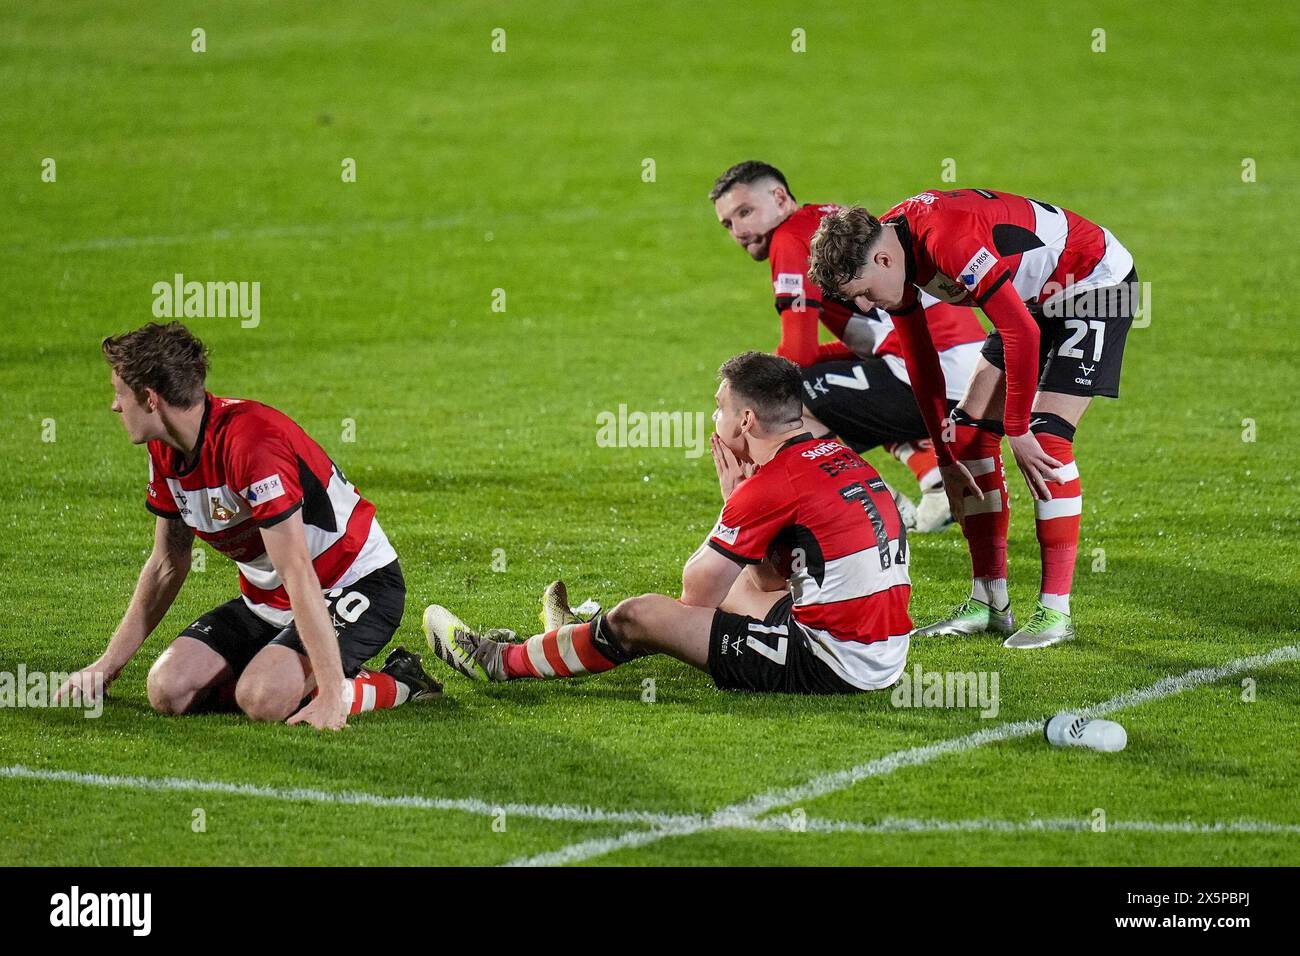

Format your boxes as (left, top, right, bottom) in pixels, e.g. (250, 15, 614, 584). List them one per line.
(2, 0, 1297, 866)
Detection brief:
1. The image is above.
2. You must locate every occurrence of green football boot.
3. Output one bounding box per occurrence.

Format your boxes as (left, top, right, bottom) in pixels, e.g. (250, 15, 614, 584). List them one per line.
(422, 604, 507, 682)
(1002, 603, 1076, 649)
(913, 597, 1015, 638)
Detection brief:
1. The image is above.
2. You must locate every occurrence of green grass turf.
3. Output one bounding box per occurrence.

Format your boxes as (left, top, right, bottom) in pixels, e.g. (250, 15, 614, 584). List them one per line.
(1, 0, 1297, 865)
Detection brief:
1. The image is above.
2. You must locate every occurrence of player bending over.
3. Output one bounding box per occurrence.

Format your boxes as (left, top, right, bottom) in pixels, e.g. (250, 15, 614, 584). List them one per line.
(709, 161, 987, 532)
(808, 189, 1139, 648)
(424, 352, 911, 694)
(55, 322, 439, 729)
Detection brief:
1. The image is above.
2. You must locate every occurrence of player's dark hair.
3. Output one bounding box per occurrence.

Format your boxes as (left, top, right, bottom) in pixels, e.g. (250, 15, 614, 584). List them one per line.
(709, 161, 796, 203)
(718, 351, 805, 431)
(807, 206, 883, 292)
(102, 322, 209, 409)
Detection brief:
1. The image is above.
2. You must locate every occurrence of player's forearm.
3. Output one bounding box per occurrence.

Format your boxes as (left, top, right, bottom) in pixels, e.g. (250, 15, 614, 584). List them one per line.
(981, 281, 1040, 436)
(776, 308, 819, 367)
(102, 554, 189, 671)
(893, 311, 954, 463)
(281, 566, 345, 697)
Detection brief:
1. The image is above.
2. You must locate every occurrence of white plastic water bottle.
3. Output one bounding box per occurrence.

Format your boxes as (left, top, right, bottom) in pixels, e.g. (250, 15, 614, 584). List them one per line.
(1045, 713, 1128, 752)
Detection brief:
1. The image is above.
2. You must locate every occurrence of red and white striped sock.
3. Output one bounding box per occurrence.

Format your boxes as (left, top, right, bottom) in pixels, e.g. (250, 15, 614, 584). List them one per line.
(501, 621, 620, 680)
(1033, 431, 1081, 615)
(886, 439, 942, 491)
(320, 670, 410, 714)
(953, 420, 1010, 607)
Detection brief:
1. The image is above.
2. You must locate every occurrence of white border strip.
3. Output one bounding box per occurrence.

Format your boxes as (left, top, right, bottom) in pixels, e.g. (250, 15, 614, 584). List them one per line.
(506, 643, 1300, 866)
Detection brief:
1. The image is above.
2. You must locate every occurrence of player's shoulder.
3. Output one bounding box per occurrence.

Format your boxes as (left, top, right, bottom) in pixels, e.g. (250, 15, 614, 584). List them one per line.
(776, 203, 842, 243)
(209, 396, 304, 453)
(773, 434, 850, 478)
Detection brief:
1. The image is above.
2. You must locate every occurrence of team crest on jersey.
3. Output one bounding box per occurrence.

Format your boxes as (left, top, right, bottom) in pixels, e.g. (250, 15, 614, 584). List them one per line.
(959, 247, 996, 290)
(712, 520, 740, 545)
(209, 497, 235, 522)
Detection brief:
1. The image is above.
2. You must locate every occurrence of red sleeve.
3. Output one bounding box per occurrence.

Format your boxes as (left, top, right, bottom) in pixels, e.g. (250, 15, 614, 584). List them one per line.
(923, 224, 1039, 436)
(974, 278, 1040, 436)
(816, 340, 855, 363)
(145, 444, 180, 518)
(891, 305, 956, 466)
(707, 470, 795, 564)
(776, 306, 820, 367)
(769, 228, 826, 367)
(225, 428, 306, 526)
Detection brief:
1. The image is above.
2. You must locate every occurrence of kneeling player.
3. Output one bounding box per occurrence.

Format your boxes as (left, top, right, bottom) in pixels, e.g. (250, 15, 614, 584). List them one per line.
(55, 322, 439, 729)
(709, 161, 987, 531)
(424, 352, 911, 694)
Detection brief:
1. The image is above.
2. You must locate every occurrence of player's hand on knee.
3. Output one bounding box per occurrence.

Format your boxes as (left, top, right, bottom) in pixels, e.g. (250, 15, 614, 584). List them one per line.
(286, 691, 349, 731)
(940, 461, 981, 525)
(1008, 432, 1063, 501)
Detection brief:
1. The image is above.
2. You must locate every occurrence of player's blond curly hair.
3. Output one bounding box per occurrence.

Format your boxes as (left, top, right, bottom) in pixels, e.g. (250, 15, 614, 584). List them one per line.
(807, 206, 883, 293)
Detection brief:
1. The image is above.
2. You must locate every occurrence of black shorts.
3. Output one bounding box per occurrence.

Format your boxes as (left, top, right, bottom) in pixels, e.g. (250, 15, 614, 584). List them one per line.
(707, 595, 860, 695)
(180, 560, 406, 678)
(981, 268, 1139, 398)
(799, 356, 929, 453)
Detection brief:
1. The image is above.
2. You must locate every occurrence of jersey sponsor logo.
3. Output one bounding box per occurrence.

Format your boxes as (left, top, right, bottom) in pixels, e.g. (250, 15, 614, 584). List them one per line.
(799, 440, 843, 460)
(247, 473, 286, 504)
(959, 247, 996, 290)
(712, 520, 740, 545)
(774, 272, 804, 296)
(209, 496, 236, 522)
(906, 192, 937, 205)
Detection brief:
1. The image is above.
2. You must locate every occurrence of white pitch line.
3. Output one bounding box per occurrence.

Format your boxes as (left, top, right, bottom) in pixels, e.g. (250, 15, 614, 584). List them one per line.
(0, 764, 698, 828)
(506, 642, 1300, 867)
(3, 766, 1296, 864)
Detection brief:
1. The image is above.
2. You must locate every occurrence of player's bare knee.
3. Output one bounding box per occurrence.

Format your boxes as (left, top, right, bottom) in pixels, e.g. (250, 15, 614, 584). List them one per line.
(608, 593, 673, 654)
(235, 673, 299, 723)
(146, 659, 193, 716)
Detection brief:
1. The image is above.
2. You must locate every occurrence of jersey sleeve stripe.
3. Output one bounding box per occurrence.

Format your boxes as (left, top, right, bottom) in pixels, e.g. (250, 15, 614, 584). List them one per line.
(974, 272, 1010, 306)
(706, 538, 761, 565)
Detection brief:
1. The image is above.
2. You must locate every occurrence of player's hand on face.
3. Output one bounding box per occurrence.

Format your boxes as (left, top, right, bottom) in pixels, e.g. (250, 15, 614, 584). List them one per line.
(1008, 432, 1063, 501)
(287, 691, 349, 731)
(711, 433, 753, 500)
(939, 461, 983, 527)
(53, 662, 115, 705)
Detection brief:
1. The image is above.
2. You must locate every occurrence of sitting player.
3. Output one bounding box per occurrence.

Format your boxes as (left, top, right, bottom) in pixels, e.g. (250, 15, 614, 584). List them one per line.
(709, 161, 987, 531)
(424, 352, 911, 694)
(55, 322, 439, 729)
(808, 190, 1139, 647)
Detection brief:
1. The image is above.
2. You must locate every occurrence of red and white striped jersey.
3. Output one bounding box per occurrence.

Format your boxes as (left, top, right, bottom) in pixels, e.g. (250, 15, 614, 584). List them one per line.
(707, 434, 911, 689)
(146, 394, 397, 626)
(769, 203, 984, 399)
(880, 188, 1133, 438)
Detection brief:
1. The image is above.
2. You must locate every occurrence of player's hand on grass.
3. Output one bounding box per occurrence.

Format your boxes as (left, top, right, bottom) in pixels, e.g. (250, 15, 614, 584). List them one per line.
(710, 433, 755, 500)
(939, 461, 982, 526)
(54, 660, 118, 705)
(1008, 431, 1063, 501)
(287, 689, 349, 731)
